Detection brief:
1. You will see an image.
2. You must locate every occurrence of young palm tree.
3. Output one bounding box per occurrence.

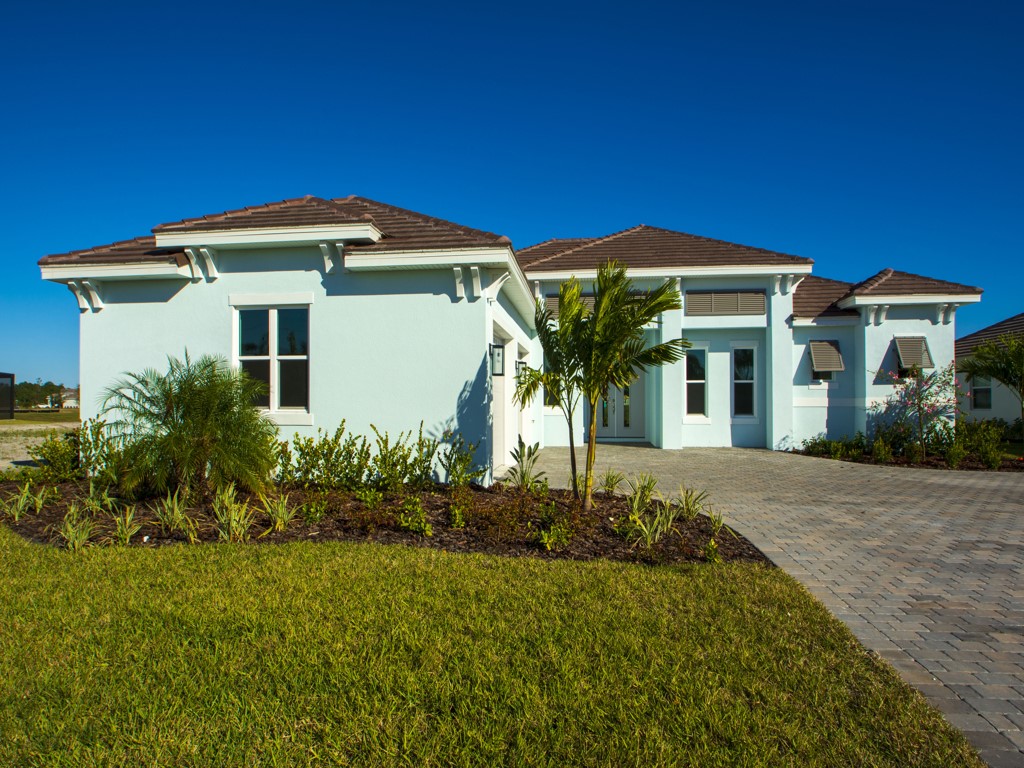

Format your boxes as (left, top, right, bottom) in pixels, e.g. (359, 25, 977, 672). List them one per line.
(959, 332, 1024, 438)
(572, 263, 689, 511)
(514, 279, 587, 499)
(102, 353, 279, 497)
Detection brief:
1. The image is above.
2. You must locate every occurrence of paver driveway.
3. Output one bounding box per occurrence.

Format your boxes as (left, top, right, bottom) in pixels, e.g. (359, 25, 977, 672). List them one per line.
(535, 445, 1024, 768)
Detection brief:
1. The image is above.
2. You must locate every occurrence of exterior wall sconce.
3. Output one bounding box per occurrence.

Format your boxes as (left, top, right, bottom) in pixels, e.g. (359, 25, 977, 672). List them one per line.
(515, 360, 527, 379)
(489, 343, 505, 376)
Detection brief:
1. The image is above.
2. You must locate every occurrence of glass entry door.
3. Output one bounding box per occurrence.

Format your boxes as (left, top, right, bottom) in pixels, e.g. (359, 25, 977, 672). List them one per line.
(595, 374, 646, 440)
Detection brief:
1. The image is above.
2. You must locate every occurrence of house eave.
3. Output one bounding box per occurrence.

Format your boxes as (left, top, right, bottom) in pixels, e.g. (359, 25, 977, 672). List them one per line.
(40, 262, 192, 282)
(524, 264, 814, 281)
(837, 293, 982, 308)
(154, 222, 383, 249)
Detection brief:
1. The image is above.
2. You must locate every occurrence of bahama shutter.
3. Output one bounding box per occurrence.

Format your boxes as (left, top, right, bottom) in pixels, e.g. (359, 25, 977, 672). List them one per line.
(808, 340, 845, 372)
(685, 291, 766, 316)
(894, 337, 934, 369)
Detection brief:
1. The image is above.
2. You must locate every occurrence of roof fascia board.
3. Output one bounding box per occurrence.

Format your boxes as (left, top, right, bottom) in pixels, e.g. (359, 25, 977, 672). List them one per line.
(791, 316, 862, 327)
(838, 293, 982, 308)
(154, 223, 383, 249)
(345, 247, 513, 270)
(41, 262, 192, 282)
(525, 264, 814, 281)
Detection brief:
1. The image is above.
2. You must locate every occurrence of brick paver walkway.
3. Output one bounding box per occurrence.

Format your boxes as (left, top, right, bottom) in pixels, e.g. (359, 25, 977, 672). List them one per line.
(535, 445, 1024, 767)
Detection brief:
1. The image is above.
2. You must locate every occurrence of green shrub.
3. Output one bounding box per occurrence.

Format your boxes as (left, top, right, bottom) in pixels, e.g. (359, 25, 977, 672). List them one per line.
(301, 492, 330, 525)
(398, 497, 432, 537)
(621, 500, 682, 552)
(280, 422, 371, 490)
(871, 437, 893, 463)
(675, 485, 708, 522)
(2, 483, 34, 521)
(408, 424, 439, 490)
(534, 520, 572, 551)
(944, 440, 968, 470)
(369, 426, 415, 492)
(28, 430, 80, 483)
(704, 538, 722, 564)
(438, 431, 485, 488)
(978, 442, 1003, 470)
(154, 490, 188, 535)
(448, 485, 471, 529)
(102, 353, 279, 498)
(905, 442, 924, 464)
(355, 487, 383, 511)
(506, 435, 546, 493)
(625, 473, 658, 520)
(801, 434, 832, 457)
(873, 422, 913, 457)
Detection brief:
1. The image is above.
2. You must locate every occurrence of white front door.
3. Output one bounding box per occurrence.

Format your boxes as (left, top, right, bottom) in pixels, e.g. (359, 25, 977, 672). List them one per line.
(595, 374, 645, 440)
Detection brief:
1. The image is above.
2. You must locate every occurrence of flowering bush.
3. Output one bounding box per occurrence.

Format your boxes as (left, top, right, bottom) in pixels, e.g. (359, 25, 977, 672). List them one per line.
(870, 363, 961, 459)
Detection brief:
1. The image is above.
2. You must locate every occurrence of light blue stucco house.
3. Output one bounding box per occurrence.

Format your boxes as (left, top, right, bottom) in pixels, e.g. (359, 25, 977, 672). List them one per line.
(956, 311, 1024, 428)
(40, 195, 982, 475)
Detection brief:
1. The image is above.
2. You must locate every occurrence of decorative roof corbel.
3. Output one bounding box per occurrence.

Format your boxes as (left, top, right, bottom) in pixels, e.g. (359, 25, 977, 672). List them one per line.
(67, 281, 89, 311)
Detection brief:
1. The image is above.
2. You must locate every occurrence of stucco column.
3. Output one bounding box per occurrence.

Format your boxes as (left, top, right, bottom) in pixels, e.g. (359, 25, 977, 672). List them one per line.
(766, 285, 795, 450)
(659, 295, 685, 449)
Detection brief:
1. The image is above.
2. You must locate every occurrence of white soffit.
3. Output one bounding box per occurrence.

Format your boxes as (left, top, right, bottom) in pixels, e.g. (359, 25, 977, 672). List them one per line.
(154, 222, 382, 249)
(40, 262, 192, 282)
(837, 293, 981, 308)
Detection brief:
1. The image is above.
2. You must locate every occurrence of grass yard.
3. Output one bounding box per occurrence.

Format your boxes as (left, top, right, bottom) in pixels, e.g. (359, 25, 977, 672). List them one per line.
(0, 529, 981, 767)
(0, 409, 79, 426)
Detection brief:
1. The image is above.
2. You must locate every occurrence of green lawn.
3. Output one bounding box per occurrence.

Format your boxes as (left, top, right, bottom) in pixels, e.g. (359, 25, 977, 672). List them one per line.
(0, 409, 79, 426)
(0, 528, 981, 767)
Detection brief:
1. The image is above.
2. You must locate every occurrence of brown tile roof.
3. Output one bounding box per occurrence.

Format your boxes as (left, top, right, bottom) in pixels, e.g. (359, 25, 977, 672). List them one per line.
(39, 236, 184, 266)
(956, 311, 1024, 357)
(792, 275, 859, 319)
(516, 238, 598, 270)
(517, 225, 813, 273)
(844, 268, 982, 298)
(39, 196, 511, 266)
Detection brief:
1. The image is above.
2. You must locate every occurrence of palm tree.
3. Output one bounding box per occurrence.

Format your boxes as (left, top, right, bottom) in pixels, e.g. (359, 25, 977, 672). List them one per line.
(102, 353, 280, 497)
(514, 279, 587, 499)
(959, 332, 1024, 438)
(572, 263, 689, 511)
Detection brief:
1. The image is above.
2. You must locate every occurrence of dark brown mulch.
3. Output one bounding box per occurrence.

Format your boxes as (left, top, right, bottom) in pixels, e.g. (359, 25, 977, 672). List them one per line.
(797, 452, 1024, 472)
(0, 480, 770, 566)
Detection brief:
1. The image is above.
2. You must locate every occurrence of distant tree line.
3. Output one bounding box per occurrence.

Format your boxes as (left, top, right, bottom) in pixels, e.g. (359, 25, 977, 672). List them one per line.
(15, 380, 67, 408)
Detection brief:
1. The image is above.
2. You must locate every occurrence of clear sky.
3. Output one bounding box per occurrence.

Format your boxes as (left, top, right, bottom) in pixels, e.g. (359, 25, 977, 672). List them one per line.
(2, 1, 1021, 386)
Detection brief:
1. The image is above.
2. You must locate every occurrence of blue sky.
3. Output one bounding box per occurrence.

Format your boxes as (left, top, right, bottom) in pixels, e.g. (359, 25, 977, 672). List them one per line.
(2, 1, 1020, 386)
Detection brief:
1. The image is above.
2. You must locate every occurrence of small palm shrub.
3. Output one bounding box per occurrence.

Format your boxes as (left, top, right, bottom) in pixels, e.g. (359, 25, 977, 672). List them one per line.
(110, 506, 142, 546)
(2, 483, 34, 521)
(506, 436, 546, 493)
(260, 493, 295, 533)
(213, 485, 256, 543)
(102, 353, 279, 498)
(676, 485, 708, 521)
(57, 503, 95, 551)
(598, 469, 625, 496)
(154, 490, 188, 534)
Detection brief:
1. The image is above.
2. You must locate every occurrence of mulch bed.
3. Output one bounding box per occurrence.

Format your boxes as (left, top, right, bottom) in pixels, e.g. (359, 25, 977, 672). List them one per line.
(0, 480, 770, 566)
(797, 453, 1024, 472)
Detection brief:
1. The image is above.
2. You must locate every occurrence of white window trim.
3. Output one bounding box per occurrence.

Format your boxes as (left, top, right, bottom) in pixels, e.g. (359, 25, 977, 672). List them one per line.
(730, 340, 759, 424)
(232, 301, 313, 423)
(971, 376, 993, 411)
(684, 345, 711, 424)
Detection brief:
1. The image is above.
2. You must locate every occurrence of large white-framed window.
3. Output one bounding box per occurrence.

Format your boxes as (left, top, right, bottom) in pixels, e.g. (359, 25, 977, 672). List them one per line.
(230, 293, 313, 425)
(971, 375, 992, 410)
(685, 347, 708, 418)
(731, 343, 757, 419)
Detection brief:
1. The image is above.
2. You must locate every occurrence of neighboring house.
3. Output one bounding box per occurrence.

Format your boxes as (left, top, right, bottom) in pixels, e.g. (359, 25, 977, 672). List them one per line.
(956, 311, 1024, 426)
(61, 388, 80, 409)
(39, 196, 983, 476)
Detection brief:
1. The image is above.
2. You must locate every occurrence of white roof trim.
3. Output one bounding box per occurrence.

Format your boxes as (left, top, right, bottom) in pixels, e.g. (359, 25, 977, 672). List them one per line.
(154, 222, 382, 249)
(345, 247, 513, 270)
(41, 262, 192, 282)
(524, 264, 814, 280)
(838, 293, 981, 308)
(791, 316, 861, 327)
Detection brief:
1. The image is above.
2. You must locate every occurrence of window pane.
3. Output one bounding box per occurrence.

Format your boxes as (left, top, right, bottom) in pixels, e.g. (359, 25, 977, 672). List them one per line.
(734, 349, 754, 381)
(239, 310, 269, 356)
(973, 388, 992, 410)
(623, 385, 630, 428)
(240, 360, 270, 408)
(278, 308, 309, 356)
(734, 382, 754, 416)
(812, 370, 833, 382)
(686, 382, 706, 415)
(686, 350, 705, 381)
(279, 360, 309, 409)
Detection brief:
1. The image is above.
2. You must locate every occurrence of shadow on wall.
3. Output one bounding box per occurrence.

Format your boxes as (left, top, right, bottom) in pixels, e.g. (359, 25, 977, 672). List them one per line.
(428, 354, 492, 476)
